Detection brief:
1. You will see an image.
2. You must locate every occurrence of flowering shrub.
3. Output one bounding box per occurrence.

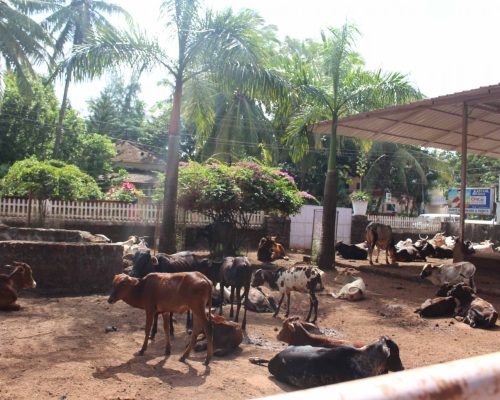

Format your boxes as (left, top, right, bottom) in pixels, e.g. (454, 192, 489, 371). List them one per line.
(171, 160, 316, 219)
(105, 181, 144, 203)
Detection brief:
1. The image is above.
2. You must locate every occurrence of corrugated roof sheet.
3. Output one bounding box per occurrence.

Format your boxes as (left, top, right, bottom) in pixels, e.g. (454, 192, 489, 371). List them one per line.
(312, 83, 500, 158)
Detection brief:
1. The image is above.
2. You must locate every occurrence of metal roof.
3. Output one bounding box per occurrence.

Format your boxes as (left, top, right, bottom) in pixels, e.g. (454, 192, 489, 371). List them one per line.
(311, 83, 500, 158)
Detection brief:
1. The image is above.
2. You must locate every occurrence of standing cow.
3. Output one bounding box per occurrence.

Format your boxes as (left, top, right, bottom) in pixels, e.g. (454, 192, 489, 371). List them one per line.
(366, 222, 396, 265)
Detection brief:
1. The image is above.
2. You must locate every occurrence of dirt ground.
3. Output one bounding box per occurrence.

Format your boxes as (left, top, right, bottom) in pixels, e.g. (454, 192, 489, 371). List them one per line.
(2, 253, 500, 400)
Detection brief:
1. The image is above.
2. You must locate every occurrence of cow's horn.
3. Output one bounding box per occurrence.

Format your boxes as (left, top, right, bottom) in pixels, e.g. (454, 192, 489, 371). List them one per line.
(419, 234, 428, 240)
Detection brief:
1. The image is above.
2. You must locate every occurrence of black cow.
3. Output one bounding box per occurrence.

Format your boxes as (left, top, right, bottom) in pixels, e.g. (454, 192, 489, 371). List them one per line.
(262, 336, 403, 389)
(334, 241, 368, 261)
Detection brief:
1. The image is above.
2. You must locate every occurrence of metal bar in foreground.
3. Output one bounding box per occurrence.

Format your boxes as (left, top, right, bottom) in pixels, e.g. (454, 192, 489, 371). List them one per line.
(255, 351, 500, 400)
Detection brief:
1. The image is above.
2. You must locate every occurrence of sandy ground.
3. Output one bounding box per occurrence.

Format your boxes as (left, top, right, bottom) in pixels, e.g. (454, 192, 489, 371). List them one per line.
(2, 253, 500, 400)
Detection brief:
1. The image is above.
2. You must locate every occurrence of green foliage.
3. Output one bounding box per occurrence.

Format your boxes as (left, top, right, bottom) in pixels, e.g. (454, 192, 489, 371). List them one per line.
(1, 157, 102, 200)
(68, 133, 117, 179)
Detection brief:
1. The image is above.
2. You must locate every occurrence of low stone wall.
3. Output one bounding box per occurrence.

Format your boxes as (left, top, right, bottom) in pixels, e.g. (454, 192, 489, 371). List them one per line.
(444, 222, 500, 243)
(0, 241, 123, 295)
(0, 225, 109, 243)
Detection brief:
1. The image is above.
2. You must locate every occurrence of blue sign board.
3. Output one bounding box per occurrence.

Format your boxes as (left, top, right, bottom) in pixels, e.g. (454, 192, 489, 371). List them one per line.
(447, 187, 494, 215)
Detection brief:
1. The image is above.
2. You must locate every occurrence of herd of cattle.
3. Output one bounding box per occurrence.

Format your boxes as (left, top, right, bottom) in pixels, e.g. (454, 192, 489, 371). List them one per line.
(0, 225, 498, 390)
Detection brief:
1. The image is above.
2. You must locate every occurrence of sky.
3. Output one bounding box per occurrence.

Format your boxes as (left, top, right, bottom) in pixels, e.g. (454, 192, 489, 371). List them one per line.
(63, 0, 500, 116)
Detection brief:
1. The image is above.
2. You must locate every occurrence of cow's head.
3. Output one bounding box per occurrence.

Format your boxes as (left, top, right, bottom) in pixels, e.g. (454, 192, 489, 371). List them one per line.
(448, 283, 474, 303)
(108, 273, 135, 304)
(251, 269, 266, 288)
(11, 261, 36, 289)
(379, 336, 404, 372)
(420, 263, 438, 279)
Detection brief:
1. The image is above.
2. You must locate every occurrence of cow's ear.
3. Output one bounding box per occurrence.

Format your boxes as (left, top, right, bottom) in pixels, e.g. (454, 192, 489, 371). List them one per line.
(381, 338, 391, 357)
(151, 256, 159, 266)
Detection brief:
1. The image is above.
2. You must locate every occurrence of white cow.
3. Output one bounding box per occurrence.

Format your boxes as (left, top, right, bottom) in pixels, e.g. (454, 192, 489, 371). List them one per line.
(420, 262, 476, 292)
(331, 267, 366, 301)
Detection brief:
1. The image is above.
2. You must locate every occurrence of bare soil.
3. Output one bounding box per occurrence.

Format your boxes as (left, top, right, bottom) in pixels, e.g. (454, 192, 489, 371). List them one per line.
(2, 253, 500, 400)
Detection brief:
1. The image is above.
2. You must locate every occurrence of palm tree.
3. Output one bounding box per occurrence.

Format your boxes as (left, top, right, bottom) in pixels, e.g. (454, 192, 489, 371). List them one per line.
(56, 1, 290, 253)
(286, 24, 422, 268)
(0, 0, 54, 92)
(43, 0, 130, 159)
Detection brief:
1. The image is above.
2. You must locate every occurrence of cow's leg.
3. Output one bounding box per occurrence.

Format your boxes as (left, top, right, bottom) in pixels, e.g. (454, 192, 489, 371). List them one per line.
(273, 293, 285, 318)
(284, 292, 291, 318)
(150, 313, 159, 339)
(0, 288, 18, 311)
(218, 283, 225, 316)
(229, 286, 235, 318)
(375, 246, 380, 263)
(162, 312, 171, 356)
(305, 292, 314, 322)
(241, 284, 249, 331)
(234, 286, 242, 323)
(385, 247, 389, 265)
(186, 310, 192, 333)
(138, 308, 155, 355)
(311, 291, 319, 323)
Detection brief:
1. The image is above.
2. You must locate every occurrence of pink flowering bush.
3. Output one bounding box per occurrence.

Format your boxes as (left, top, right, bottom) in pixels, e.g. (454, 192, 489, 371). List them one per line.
(105, 181, 144, 203)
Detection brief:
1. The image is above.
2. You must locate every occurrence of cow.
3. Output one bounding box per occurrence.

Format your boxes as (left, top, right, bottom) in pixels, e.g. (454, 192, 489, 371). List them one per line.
(472, 240, 495, 254)
(394, 246, 426, 262)
(448, 283, 498, 329)
(252, 264, 324, 323)
(414, 297, 457, 318)
(0, 262, 36, 311)
(331, 267, 366, 301)
(217, 256, 252, 330)
(257, 236, 288, 262)
(108, 272, 214, 365)
(334, 241, 368, 261)
(250, 336, 404, 389)
(276, 316, 365, 348)
(194, 314, 243, 357)
(245, 287, 278, 313)
(420, 262, 476, 293)
(365, 222, 396, 265)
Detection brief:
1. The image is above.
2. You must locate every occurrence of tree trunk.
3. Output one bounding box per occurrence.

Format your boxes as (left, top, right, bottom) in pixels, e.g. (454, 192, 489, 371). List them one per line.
(53, 67, 72, 159)
(158, 76, 183, 253)
(318, 114, 338, 269)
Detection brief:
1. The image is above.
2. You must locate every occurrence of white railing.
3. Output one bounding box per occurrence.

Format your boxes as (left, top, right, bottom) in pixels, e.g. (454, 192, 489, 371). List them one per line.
(0, 197, 265, 228)
(367, 215, 442, 232)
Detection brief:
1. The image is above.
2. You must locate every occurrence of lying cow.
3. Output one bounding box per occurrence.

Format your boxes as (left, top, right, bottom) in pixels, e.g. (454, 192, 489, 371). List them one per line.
(246, 287, 278, 313)
(257, 236, 288, 262)
(331, 267, 366, 301)
(194, 314, 243, 357)
(277, 316, 365, 348)
(0, 262, 37, 311)
(334, 241, 368, 261)
(366, 222, 396, 265)
(420, 262, 476, 292)
(448, 284, 498, 329)
(251, 336, 403, 389)
(414, 297, 457, 318)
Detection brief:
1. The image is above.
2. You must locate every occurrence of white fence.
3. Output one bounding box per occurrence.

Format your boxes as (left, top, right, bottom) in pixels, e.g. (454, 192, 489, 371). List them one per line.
(0, 197, 265, 228)
(367, 215, 442, 232)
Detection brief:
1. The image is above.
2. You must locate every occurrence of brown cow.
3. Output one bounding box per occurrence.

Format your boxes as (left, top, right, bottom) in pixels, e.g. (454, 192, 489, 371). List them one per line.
(257, 236, 288, 262)
(194, 314, 243, 357)
(277, 316, 365, 348)
(414, 297, 457, 318)
(0, 262, 36, 311)
(108, 272, 214, 365)
(365, 222, 396, 265)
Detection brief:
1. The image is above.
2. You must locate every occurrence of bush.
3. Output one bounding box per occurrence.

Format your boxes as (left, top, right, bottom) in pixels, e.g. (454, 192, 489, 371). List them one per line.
(0, 157, 102, 200)
(105, 181, 144, 203)
(350, 190, 370, 202)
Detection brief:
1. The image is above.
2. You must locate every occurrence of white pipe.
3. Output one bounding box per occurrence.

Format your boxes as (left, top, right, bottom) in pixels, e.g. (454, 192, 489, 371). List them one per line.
(256, 351, 500, 400)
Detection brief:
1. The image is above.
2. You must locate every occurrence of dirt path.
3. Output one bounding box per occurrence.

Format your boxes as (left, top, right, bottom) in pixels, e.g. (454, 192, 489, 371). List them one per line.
(2, 263, 500, 399)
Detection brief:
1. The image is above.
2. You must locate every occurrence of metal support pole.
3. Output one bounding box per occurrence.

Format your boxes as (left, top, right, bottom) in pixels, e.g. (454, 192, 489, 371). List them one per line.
(460, 102, 468, 241)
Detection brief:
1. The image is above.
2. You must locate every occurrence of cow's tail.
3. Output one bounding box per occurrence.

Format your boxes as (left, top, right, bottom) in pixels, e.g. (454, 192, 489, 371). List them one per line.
(249, 357, 270, 366)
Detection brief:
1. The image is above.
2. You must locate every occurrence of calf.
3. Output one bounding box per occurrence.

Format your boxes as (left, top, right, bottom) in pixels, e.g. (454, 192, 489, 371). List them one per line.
(394, 246, 425, 262)
(334, 241, 368, 261)
(257, 236, 287, 262)
(0, 262, 36, 311)
(252, 264, 324, 323)
(194, 314, 243, 357)
(365, 222, 396, 265)
(217, 256, 252, 330)
(331, 267, 365, 301)
(414, 297, 457, 318)
(108, 272, 214, 365)
(245, 287, 278, 313)
(277, 316, 365, 348)
(448, 283, 498, 328)
(257, 336, 403, 389)
(420, 262, 476, 292)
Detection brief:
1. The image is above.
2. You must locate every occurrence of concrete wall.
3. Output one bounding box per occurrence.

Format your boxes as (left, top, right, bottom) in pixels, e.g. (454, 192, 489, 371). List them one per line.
(0, 241, 123, 295)
(444, 222, 500, 243)
(290, 206, 352, 250)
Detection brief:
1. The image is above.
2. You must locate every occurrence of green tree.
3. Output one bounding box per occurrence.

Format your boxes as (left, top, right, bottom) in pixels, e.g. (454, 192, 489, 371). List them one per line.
(287, 24, 421, 268)
(59, 1, 290, 253)
(67, 133, 116, 179)
(0, 0, 54, 93)
(44, 0, 130, 158)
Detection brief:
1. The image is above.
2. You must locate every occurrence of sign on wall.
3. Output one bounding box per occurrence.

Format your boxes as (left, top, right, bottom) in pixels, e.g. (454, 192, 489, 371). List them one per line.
(447, 187, 494, 214)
